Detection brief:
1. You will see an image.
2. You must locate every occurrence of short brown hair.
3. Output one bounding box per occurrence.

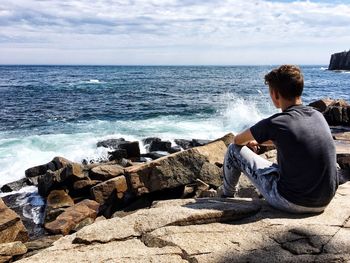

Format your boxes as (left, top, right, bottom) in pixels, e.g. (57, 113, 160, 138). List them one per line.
(264, 65, 304, 100)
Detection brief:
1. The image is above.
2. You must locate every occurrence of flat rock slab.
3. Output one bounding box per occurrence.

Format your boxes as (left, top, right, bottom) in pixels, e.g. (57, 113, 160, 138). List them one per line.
(25, 235, 63, 252)
(335, 140, 350, 154)
(257, 181, 350, 227)
(18, 239, 186, 263)
(144, 183, 350, 263)
(74, 198, 261, 244)
(333, 131, 350, 141)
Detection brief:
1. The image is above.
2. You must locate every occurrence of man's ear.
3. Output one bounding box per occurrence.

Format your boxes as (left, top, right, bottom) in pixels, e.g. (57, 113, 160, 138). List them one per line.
(270, 87, 279, 100)
(275, 91, 279, 100)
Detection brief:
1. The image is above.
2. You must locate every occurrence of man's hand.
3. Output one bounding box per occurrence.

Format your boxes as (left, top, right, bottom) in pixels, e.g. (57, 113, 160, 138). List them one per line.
(247, 140, 260, 153)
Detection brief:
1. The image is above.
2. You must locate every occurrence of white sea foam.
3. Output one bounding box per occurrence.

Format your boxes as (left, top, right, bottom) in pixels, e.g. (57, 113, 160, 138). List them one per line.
(0, 186, 45, 224)
(0, 186, 38, 198)
(0, 94, 273, 186)
(88, 79, 100, 83)
(219, 93, 269, 132)
(320, 67, 328, 70)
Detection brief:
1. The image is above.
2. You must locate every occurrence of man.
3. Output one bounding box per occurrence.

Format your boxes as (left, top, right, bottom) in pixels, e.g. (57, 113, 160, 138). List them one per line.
(222, 65, 338, 213)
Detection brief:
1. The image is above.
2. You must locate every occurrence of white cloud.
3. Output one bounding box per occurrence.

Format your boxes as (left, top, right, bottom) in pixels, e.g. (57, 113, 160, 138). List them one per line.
(0, 0, 349, 64)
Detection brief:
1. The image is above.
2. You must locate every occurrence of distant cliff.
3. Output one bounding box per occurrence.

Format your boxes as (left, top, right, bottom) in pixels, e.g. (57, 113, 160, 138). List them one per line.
(328, 50, 350, 70)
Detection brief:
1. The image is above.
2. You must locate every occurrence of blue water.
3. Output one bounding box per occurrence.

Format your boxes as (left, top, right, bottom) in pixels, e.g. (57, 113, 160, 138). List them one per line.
(0, 65, 349, 185)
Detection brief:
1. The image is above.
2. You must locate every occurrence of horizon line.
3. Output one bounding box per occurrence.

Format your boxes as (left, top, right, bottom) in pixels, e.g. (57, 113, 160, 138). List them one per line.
(0, 64, 328, 67)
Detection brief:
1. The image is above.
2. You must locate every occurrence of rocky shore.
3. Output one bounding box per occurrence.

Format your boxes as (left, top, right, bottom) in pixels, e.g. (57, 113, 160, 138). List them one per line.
(1, 98, 350, 263)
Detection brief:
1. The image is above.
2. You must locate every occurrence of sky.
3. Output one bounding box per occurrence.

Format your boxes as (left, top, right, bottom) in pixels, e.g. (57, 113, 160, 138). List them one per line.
(0, 0, 350, 65)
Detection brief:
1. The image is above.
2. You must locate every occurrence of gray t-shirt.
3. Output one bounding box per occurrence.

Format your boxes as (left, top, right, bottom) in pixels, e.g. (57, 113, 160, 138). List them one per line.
(250, 104, 338, 207)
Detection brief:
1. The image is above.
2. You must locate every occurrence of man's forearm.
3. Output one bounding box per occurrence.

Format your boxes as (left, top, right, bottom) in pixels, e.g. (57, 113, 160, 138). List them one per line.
(260, 140, 274, 146)
(233, 128, 255, 145)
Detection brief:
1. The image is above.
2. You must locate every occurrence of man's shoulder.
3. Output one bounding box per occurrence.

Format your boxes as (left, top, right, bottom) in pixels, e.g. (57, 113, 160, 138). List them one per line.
(270, 105, 321, 121)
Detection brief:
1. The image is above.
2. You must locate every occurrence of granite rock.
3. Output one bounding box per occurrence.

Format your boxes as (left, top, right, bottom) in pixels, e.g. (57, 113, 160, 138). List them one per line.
(25, 157, 71, 178)
(45, 190, 74, 223)
(127, 136, 229, 196)
(90, 176, 128, 205)
(0, 241, 27, 262)
(0, 178, 32, 193)
(329, 50, 350, 70)
(96, 138, 125, 149)
(16, 182, 350, 263)
(0, 198, 28, 244)
(89, 164, 125, 181)
(44, 199, 99, 235)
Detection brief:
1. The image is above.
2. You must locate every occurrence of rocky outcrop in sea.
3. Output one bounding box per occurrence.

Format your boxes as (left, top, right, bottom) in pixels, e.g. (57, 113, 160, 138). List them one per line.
(0, 98, 350, 262)
(328, 50, 350, 70)
(309, 98, 350, 126)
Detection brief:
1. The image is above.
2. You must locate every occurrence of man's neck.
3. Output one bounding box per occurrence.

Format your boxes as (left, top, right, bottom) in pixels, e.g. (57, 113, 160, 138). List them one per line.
(280, 97, 303, 111)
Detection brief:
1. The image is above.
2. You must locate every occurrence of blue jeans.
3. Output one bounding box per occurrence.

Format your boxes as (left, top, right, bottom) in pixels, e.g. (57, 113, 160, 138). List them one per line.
(223, 144, 326, 213)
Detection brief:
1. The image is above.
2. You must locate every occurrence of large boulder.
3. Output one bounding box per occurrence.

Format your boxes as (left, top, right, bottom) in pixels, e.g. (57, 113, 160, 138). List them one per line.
(142, 137, 161, 145)
(309, 98, 350, 125)
(45, 190, 74, 223)
(0, 178, 32, 193)
(309, 98, 338, 112)
(37, 162, 85, 197)
(90, 176, 128, 205)
(97, 139, 140, 159)
(96, 138, 125, 149)
(37, 170, 60, 197)
(198, 162, 223, 187)
(174, 139, 212, 150)
(61, 163, 85, 180)
(25, 157, 71, 178)
(89, 164, 125, 181)
(309, 98, 350, 126)
(148, 140, 172, 152)
(72, 179, 102, 196)
(0, 241, 27, 262)
(127, 136, 229, 196)
(174, 139, 192, 150)
(0, 198, 28, 244)
(44, 199, 99, 235)
(108, 149, 127, 161)
(324, 106, 350, 126)
(118, 141, 141, 159)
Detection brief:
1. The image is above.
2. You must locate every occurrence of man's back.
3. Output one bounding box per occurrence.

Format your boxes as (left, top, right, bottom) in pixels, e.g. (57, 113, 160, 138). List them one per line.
(251, 104, 338, 207)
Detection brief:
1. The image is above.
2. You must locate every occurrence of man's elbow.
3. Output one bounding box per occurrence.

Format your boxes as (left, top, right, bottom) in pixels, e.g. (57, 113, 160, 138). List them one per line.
(233, 135, 244, 145)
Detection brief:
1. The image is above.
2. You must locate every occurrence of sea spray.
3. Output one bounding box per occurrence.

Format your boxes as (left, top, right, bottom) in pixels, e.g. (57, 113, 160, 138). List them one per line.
(0, 93, 272, 186)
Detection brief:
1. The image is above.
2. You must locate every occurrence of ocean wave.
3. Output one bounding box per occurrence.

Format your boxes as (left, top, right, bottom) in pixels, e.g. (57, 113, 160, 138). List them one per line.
(88, 79, 101, 83)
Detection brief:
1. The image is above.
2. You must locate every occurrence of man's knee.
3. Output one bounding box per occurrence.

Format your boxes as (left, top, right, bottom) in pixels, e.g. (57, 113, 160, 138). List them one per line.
(227, 143, 243, 158)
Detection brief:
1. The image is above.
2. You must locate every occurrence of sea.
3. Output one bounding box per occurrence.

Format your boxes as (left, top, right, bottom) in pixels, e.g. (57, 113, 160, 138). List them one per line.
(0, 65, 349, 188)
